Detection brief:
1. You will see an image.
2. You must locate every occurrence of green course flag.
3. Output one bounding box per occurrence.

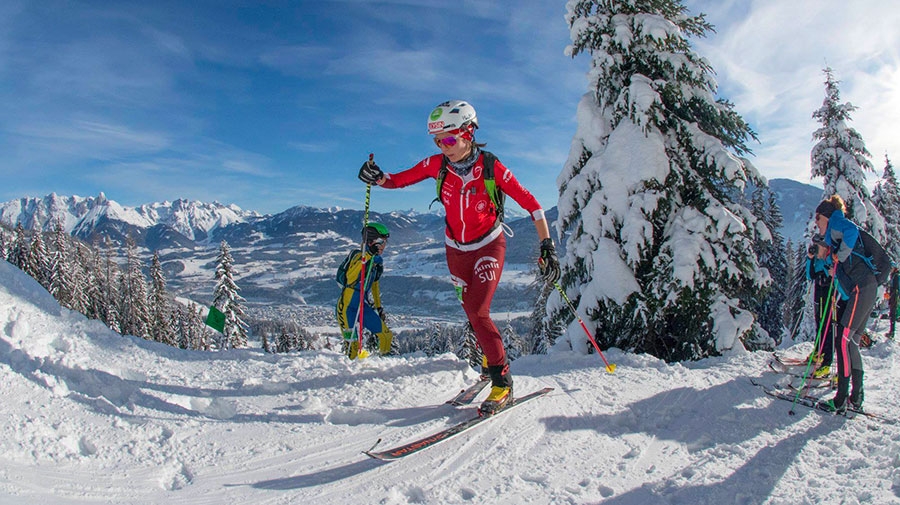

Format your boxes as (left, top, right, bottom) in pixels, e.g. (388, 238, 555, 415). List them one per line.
(205, 305, 226, 333)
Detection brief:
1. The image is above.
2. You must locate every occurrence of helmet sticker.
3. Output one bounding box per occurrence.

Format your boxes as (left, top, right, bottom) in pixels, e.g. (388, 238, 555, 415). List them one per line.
(429, 100, 476, 133)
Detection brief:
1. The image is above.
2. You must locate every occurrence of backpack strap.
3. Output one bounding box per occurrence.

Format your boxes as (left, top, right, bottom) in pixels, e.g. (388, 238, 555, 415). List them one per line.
(431, 151, 504, 220)
(480, 151, 504, 221)
(851, 250, 878, 273)
(430, 158, 449, 211)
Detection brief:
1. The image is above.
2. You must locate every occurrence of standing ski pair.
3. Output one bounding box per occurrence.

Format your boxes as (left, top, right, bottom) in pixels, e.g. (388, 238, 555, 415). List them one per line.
(358, 100, 561, 415)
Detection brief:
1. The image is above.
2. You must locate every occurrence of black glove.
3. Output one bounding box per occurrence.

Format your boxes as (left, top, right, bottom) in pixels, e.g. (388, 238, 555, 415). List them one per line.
(539, 238, 560, 283)
(358, 161, 384, 185)
(376, 307, 386, 322)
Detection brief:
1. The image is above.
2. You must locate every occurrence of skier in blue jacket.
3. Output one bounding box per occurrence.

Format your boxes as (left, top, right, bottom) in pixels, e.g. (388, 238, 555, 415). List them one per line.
(814, 195, 877, 413)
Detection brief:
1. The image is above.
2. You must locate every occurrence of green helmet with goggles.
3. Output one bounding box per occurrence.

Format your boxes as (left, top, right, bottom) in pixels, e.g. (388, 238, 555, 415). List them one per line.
(362, 222, 390, 243)
(427, 100, 478, 135)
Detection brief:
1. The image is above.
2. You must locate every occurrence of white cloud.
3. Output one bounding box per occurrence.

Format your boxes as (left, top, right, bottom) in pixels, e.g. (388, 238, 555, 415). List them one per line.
(686, 0, 900, 183)
(11, 119, 170, 160)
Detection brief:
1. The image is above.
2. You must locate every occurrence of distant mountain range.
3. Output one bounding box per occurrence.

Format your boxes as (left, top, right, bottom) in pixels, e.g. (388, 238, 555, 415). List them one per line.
(767, 178, 822, 244)
(0, 192, 482, 316)
(0, 178, 821, 315)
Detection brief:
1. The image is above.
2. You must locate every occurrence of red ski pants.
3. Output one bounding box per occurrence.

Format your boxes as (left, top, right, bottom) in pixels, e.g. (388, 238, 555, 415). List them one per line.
(446, 234, 506, 367)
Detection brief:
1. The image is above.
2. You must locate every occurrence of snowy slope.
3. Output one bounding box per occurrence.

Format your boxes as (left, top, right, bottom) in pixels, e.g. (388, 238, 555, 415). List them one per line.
(1, 260, 899, 505)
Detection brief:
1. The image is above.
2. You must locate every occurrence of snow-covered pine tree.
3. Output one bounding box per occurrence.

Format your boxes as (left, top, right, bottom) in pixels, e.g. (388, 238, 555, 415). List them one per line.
(47, 222, 74, 309)
(558, 0, 767, 361)
(446, 327, 458, 356)
(69, 243, 92, 318)
(460, 321, 482, 370)
(433, 323, 456, 355)
(148, 252, 175, 346)
(799, 67, 886, 344)
(0, 224, 9, 258)
(502, 319, 523, 361)
(27, 231, 50, 288)
(872, 155, 900, 262)
(792, 239, 823, 344)
(528, 279, 557, 354)
(275, 330, 297, 353)
(746, 184, 787, 347)
(780, 240, 807, 343)
(99, 239, 122, 332)
(426, 322, 442, 356)
(212, 240, 249, 349)
(8, 223, 29, 272)
(118, 236, 150, 339)
(810, 67, 885, 241)
(174, 301, 210, 351)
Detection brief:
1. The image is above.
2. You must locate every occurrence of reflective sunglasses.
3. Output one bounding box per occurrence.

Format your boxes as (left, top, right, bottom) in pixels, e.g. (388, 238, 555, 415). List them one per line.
(434, 135, 459, 148)
(371, 238, 387, 246)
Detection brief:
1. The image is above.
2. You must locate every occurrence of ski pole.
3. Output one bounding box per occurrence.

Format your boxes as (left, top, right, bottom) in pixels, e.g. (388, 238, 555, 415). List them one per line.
(552, 281, 616, 373)
(788, 271, 836, 414)
(353, 154, 374, 356)
(799, 285, 835, 396)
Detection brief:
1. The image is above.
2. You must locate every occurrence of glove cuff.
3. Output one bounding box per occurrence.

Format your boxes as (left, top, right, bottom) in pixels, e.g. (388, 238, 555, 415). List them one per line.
(540, 238, 555, 250)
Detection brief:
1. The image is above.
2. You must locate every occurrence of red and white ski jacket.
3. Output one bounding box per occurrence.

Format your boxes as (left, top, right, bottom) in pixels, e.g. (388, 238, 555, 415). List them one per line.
(381, 153, 545, 247)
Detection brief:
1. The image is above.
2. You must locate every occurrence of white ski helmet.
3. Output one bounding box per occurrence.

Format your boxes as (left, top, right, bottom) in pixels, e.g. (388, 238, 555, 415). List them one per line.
(427, 100, 478, 135)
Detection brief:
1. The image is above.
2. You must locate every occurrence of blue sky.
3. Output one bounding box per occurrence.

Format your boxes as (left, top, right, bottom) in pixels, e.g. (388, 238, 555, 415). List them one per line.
(1, 1, 898, 215)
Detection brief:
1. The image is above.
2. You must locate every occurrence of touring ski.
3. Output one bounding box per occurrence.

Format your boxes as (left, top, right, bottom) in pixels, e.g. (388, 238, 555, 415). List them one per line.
(768, 361, 832, 384)
(446, 379, 490, 406)
(751, 379, 896, 424)
(365, 387, 553, 460)
(786, 379, 832, 391)
(772, 352, 812, 367)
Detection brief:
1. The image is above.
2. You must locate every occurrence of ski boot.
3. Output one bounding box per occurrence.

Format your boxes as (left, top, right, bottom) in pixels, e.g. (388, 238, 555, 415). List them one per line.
(848, 369, 864, 411)
(820, 374, 850, 414)
(817, 398, 846, 414)
(349, 340, 370, 360)
(479, 364, 513, 416)
(812, 365, 831, 379)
